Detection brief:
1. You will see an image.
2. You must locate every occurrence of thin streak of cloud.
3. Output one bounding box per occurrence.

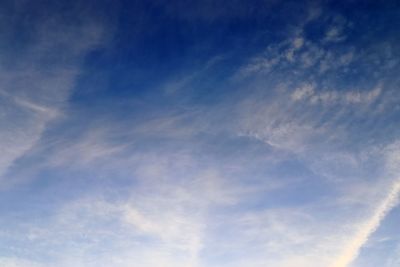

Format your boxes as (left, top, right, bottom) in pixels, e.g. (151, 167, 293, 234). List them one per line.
(0, 2, 109, 184)
(330, 180, 400, 267)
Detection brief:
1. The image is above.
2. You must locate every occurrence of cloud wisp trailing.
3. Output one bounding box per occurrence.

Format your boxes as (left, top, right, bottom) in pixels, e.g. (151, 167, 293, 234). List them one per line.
(331, 180, 400, 267)
(0, 1, 109, 185)
(0, 1, 399, 267)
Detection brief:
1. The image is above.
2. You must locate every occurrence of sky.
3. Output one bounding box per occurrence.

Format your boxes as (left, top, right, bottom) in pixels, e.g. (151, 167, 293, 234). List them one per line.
(0, 0, 399, 266)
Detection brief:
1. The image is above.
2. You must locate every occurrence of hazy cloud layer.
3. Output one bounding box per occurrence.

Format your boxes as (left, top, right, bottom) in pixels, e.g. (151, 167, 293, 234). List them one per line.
(0, 1, 399, 267)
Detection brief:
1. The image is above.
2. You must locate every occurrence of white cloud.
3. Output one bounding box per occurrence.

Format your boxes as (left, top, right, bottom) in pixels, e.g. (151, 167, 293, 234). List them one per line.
(0, 258, 44, 267)
(324, 26, 346, 42)
(344, 86, 382, 104)
(323, 15, 349, 43)
(291, 83, 315, 101)
(0, 5, 107, 183)
(330, 180, 400, 267)
(291, 84, 382, 106)
(1, 3, 398, 267)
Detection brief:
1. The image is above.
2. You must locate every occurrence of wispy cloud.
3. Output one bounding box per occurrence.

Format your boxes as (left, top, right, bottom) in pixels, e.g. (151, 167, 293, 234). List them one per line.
(0, 1, 399, 267)
(330, 180, 400, 267)
(0, 2, 108, 183)
(291, 83, 382, 105)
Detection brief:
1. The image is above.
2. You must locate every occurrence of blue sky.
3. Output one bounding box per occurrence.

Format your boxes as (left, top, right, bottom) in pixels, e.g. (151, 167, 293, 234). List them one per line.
(0, 0, 399, 266)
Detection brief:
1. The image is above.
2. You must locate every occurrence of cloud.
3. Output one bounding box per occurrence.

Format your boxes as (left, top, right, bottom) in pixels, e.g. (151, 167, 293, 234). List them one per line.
(291, 84, 382, 105)
(330, 180, 400, 267)
(0, 258, 43, 267)
(0, 1, 399, 267)
(291, 83, 315, 101)
(323, 15, 350, 43)
(0, 1, 108, 182)
(324, 26, 346, 43)
(0, 166, 245, 267)
(163, 55, 225, 94)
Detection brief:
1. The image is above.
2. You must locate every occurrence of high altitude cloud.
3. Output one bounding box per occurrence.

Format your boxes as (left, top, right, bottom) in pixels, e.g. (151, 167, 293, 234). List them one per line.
(331, 180, 400, 267)
(0, 1, 107, 184)
(0, 1, 399, 267)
